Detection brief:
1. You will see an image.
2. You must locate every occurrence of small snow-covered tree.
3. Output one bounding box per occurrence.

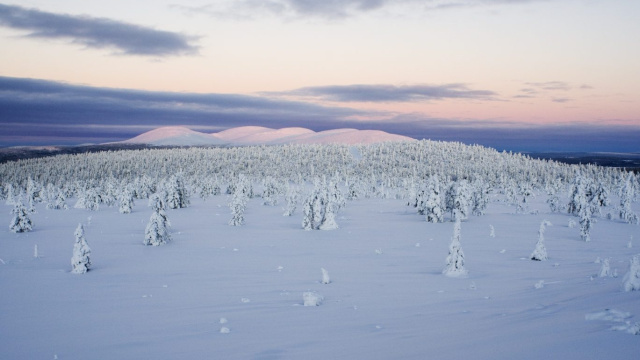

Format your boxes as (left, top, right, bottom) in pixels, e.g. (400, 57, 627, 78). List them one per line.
(75, 187, 101, 211)
(516, 182, 534, 214)
(282, 183, 299, 216)
(622, 255, 640, 291)
(144, 193, 171, 246)
(71, 223, 91, 274)
(46, 188, 68, 210)
(118, 187, 135, 214)
(261, 176, 279, 206)
(531, 220, 552, 261)
(9, 196, 33, 233)
(599, 258, 611, 278)
(545, 178, 564, 213)
(321, 268, 331, 284)
(443, 212, 467, 277)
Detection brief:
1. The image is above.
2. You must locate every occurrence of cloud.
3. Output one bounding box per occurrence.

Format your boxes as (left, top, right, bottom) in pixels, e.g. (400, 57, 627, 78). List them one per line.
(0, 76, 364, 145)
(270, 84, 497, 102)
(0, 4, 199, 56)
(525, 81, 571, 91)
(1, 76, 638, 152)
(172, 0, 548, 20)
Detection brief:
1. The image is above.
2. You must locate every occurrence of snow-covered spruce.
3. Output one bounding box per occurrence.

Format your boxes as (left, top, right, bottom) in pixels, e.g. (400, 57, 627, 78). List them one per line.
(622, 255, 640, 292)
(443, 213, 467, 277)
(144, 193, 171, 246)
(71, 224, 91, 274)
(579, 203, 593, 242)
(425, 176, 444, 223)
(321, 268, 331, 284)
(164, 173, 190, 209)
(531, 220, 551, 261)
(118, 188, 135, 214)
(228, 176, 249, 226)
(9, 196, 33, 233)
(282, 183, 299, 216)
(619, 173, 639, 225)
(599, 258, 611, 278)
(301, 178, 342, 230)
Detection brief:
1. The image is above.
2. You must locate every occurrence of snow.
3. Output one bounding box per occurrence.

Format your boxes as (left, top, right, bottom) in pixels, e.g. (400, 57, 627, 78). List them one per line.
(120, 126, 227, 146)
(116, 126, 415, 146)
(1, 193, 640, 359)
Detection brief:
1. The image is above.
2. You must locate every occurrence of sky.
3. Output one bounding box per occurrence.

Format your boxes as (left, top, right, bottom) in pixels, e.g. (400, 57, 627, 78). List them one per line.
(0, 0, 639, 152)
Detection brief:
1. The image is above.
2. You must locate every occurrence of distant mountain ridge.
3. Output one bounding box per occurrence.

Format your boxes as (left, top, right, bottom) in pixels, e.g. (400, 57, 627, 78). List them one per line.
(118, 126, 416, 146)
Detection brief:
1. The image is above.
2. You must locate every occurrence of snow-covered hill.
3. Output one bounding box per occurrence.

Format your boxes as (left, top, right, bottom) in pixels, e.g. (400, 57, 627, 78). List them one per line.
(118, 126, 415, 146)
(120, 126, 227, 146)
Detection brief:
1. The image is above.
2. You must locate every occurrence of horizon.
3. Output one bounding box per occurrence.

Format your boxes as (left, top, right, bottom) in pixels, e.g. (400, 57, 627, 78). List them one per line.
(1, 1, 639, 152)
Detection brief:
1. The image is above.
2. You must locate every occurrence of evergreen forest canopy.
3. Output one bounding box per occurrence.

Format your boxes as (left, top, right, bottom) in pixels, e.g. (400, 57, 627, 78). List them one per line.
(1, 140, 638, 231)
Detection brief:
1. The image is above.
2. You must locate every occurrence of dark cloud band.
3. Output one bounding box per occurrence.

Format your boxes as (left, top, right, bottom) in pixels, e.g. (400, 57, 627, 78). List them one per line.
(272, 84, 497, 102)
(0, 4, 199, 56)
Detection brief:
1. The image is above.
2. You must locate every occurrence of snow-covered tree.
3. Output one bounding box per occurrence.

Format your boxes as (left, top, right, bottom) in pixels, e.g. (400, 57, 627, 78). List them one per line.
(71, 223, 91, 274)
(118, 187, 135, 214)
(579, 203, 593, 242)
(443, 212, 467, 277)
(301, 178, 342, 230)
(321, 268, 331, 284)
(261, 176, 279, 206)
(531, 220, 552, 261)
(228, 175, 250, 226)
(599, 258, 611, 278)
(74, 187, 101, 211)
(46, 189, 68, 210)
(516, 182, 534, 214)
(282, 183, 299, 217)
(445, 181, 471, 222)
(165, 173, 190, 209)
(619, 173, 639, 224)
(622, 255, 640, 291)
(9, 195, 33, 233)
(144, 193, 171, 246)
(425, 176, 444, 223)
(471, 179, 490, 216)
(545, 178, 564, 213)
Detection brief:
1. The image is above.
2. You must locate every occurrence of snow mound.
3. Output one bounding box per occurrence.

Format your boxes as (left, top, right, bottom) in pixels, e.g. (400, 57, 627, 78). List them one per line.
(116, 126, 415, 146)
(303, 291, 323, 306)
(121, 126, 227, 146)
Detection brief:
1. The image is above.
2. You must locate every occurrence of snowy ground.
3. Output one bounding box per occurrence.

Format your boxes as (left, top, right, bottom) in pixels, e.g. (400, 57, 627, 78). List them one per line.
(1, 194, 639, 359)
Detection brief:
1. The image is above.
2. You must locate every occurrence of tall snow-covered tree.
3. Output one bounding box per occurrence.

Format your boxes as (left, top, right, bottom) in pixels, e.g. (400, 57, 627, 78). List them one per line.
(623, 255, 640, 292)
(579, 202, 593, 242)
(471, 179, 490, 216)
(445, 180, 471, 222)
(531, 220, 552, 261)
(443, 212, 467, 277)
(144, 193, 171, 246)
(228, 175, 249, 226)
(516, 182, 534, 214)
(425, 176, 444, 223)
(9, 195, 33, 233)
(71, 223, 91, 274)
(619, 173, 639, 224)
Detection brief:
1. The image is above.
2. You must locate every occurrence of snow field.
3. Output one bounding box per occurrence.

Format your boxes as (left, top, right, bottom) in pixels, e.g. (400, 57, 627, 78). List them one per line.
(1, 193, 639, 359)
